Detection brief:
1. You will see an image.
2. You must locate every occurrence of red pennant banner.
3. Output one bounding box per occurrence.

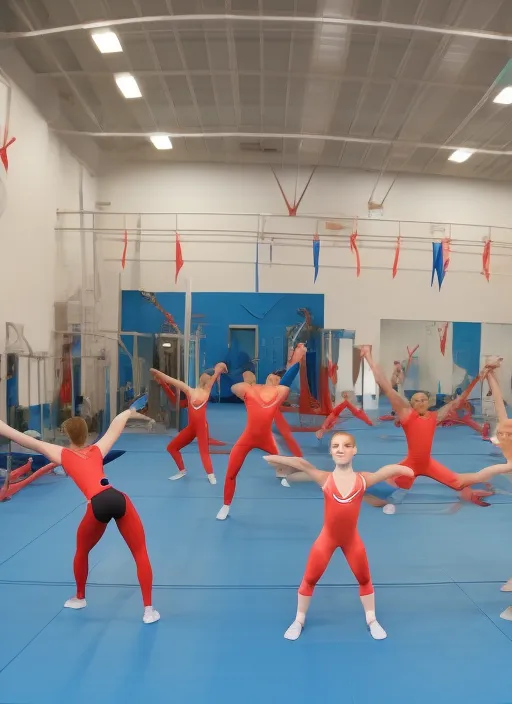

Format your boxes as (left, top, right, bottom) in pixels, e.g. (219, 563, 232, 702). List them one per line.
(121, 229, 128, 269)
(438, 323, 449, 356)
(0, 135, 15, 172)
(482, 240, 491, 281)
(350, 229, 361, 277)
(442, 237, 451, 273)
(392, 234, 400, 278)
(175, 231, 184, 282)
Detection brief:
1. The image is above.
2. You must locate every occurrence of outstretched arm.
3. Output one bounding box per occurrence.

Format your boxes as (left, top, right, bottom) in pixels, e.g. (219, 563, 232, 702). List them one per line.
(263, 455, 328, 487)
(150, 368, 191, 396)
(360, 346, 410, 419)
(486, 370, 508, 424)
(436, 371, 483, 422)
(363, 464, 414, 488)
(95, 409, 138, 458)
(202, 362, 228, 391)
(0, 420, 63, 465)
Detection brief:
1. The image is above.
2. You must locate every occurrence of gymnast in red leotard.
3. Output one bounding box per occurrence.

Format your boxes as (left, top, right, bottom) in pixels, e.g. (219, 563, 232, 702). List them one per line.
(0, 411, 159, 624)
(264, 432, 414, 640)
(216, 379, 290, 520)
(362, 347, 505, 510)
(151, 363, 227, 484)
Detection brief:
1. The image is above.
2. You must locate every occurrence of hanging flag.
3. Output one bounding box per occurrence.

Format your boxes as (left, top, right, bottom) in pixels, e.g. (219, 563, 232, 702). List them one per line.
(438, 323, 449, 356)
(0, 134, 15, 172)
(350, 227, 361, 277)
(442, 237, 451, 273)
(392, 234, 401, 278)
(175, 231, 184, 283)
(431, 242, 445, 290)
(313, 233, 320, 282)
(121, 229, 128, 269)
(482, 239, 491, 281)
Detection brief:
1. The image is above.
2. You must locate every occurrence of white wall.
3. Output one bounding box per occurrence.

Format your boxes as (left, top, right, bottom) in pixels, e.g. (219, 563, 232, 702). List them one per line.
(95, 162, 512, 357)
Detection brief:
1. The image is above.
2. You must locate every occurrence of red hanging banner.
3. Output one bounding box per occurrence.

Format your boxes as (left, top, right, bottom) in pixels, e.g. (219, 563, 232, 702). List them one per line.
(392, 233, 401, 278)
(0, 135, 15, 172)
(175, 231, 184, 282)
(121, 229, 128, 269)
(442, 237, 451, 273)
(482, 239, 491, 282)
(438, 322, 449, 356)
(350, 223, 361, 277)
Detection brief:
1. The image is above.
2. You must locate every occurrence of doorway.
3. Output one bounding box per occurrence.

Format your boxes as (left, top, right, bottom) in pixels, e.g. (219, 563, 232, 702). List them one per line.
(228, 325, 259, 380)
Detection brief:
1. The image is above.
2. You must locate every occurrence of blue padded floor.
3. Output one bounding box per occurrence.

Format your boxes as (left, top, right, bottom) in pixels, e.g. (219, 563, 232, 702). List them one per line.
(1, 405, 512, 703)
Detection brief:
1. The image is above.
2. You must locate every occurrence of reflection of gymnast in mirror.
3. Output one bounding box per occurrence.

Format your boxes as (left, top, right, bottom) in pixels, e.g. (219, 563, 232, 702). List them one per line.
(151, 363, 227, 484)
(362, 346, 506, 509)
(315, 390, 373, 441)
(264, 433, 414, 641)
(216, 359, 301, 520)
(0, 411, 160, 624)
(477, 358, 512, 606)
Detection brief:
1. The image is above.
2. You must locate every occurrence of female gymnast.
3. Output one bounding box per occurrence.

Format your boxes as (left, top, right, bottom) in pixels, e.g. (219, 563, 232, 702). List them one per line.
(315, 391, 373, 440)
(0, 411, 159, 624)
(361, 346, 500, 509)
(264, 433, 414, 640)
(151, 362, 227, 484)
(216, 376, 291, 521)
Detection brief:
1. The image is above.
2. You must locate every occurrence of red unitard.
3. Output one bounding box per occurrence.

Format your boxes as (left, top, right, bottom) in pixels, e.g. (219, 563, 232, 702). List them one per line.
(61, 445, 153, 606)
(167, 399, 214, 476)
(320, 398, 373, 432)
(394, 410, 473, 491)
(299, 473, 373, 597)
(274, 408, 303, 456)
(223, 387, 282, 505)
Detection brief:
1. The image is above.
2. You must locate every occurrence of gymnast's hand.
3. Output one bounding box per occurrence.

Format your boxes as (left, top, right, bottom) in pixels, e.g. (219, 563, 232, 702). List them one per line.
(359, 345, 372, 359)
(215, 362, 228, 374)
(484, 356, 502, 372)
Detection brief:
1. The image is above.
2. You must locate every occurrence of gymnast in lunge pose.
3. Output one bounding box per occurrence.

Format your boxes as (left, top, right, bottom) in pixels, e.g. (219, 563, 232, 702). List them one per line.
(315, 391, 373, 440)
(0, 411, 159, 624)
(264, 433, 414, 641)
(361, 346, 506, 510)
(216, 375, 291, 521)
(151, 363, 227, 484)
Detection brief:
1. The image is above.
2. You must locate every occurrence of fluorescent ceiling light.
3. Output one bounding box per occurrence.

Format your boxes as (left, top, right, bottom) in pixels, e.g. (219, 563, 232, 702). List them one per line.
(493, 86, 512, 105)
(115, 73, 142, 99)
(448, 149, 473, 163)
(162, 342, 172, 348)
(150, 135, 173, 150)
(91, 30, 122, 54)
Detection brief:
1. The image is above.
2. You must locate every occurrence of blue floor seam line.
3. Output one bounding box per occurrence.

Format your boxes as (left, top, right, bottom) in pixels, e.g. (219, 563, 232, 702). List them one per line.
(0, 606, 65, 676)
(454, 581, 512, 645)
(0, 501, 85, 569)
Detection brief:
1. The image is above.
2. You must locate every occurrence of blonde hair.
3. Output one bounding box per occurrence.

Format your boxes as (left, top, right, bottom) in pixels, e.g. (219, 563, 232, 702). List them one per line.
(62, 417, 89, 447)
(330, 431, 356, 447)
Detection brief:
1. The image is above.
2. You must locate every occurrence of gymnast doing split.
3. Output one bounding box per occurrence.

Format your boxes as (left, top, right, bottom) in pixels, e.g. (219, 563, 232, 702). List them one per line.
(264, 433, 414, 641)
(0, 410, 160, 624)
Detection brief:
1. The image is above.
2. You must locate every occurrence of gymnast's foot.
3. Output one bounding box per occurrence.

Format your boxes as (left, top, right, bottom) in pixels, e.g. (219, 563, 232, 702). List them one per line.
(501, 579, 512, 592)
(169, 470, 187, 480)
(367, 619, 387, 640)
(284, 620, 303, 640)
(64, 597, 87, 609)
(143, 606, 160, 624)
(460, 487, 493, 507)
(216, 504, 230, 520)
(500, 606, 512, 621)
(281, 478, 291, 488)
(383, 504, 396, 514)
(208, 474, 217, 485)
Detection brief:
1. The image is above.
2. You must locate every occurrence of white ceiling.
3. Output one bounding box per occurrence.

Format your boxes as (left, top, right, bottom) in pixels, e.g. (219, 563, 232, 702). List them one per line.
(3, 0, 512, 180)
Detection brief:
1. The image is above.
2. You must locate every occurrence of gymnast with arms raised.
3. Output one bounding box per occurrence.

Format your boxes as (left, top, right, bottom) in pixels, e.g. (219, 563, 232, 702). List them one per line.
(264, 432, 414, 641)
(361, 346, 503, 509)
(0, 409, 160, 624)
(151, 362, 227, 484)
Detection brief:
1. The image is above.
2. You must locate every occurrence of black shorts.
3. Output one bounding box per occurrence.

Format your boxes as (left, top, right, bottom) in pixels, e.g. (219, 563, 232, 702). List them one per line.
(91, 487, 127, 523)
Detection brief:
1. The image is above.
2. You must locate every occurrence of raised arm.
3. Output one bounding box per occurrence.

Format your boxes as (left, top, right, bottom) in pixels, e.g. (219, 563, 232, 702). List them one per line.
(360, 346, 411, 419)
(364, 463, 414, 488)
(263, 455, 328, 487)
(95, 409, 137, 458)
(150, 368, 191, 396)
(0, 420, 63, 465)
(202, 362, 228, 391)
(486, 370, 508, 424)
(436, 371, 483, 422)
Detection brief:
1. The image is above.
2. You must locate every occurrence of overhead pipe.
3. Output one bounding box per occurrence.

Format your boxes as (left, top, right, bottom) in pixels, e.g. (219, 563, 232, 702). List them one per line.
(2, 14, 512, 44)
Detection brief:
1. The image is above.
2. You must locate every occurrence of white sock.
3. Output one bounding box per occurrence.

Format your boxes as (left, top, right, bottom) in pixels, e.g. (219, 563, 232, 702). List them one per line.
(169, 470, 187, 480)
(501, 580, 512, 592)
(281, 478, 290, 488)
(143, 606, 160, 624)
(500, 606, 512, 621)
(208, 474, 217, 485)
(64, 597, 87, 610)
(366, 611, 387, 640)
(216, 504, 230, 520)
(284, 620, 304, 640)
(383, 504, 396, 514)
